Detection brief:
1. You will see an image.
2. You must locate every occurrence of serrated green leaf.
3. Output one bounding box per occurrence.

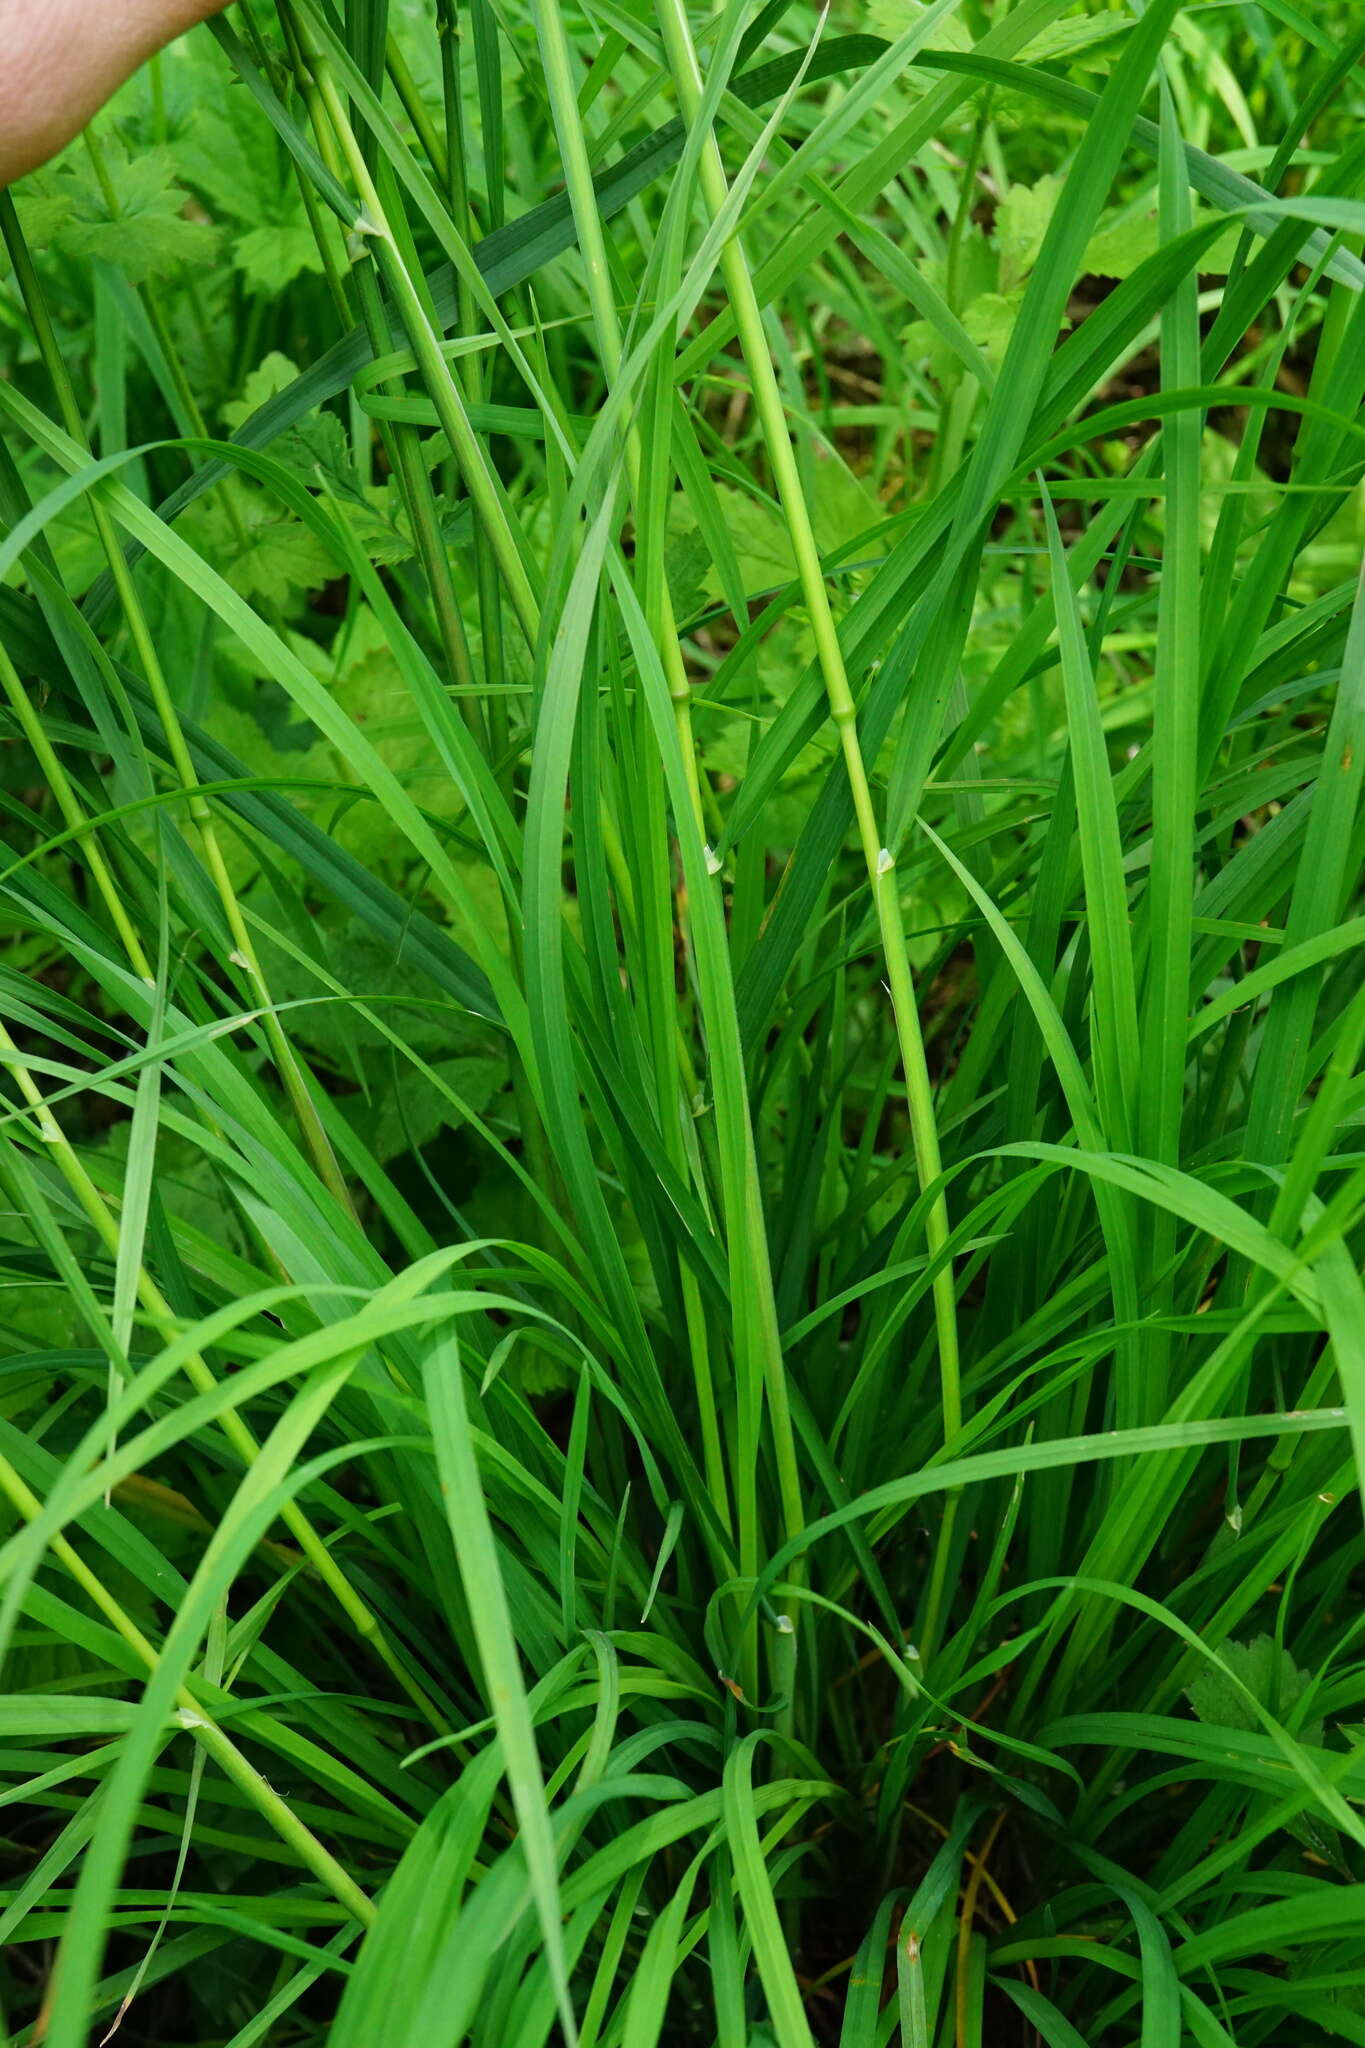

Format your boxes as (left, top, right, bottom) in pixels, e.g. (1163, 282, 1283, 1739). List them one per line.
(996, 174, 1064, 293)
(232, 222, 326, 295)
(345, 1056, 506, 1162)
(865, 0, 971, 58)
(178, 87, 325, 293)
(13, 144, 218, 285)
(182, 457, 339, 607)
(1188, 1635, 1323, 1748)
(222, 355, 306, 434)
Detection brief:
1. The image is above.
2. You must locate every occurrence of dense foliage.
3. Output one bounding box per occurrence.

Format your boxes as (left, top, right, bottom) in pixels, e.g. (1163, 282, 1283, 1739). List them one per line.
(1, 0, 1364, 2041)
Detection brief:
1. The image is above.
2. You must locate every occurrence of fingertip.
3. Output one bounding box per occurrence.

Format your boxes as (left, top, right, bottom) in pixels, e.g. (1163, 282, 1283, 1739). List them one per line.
(0, 0, 227, 188)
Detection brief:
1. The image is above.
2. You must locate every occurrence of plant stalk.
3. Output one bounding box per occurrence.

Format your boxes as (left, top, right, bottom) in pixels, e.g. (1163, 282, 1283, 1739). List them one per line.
(653, 0, 962, 1623)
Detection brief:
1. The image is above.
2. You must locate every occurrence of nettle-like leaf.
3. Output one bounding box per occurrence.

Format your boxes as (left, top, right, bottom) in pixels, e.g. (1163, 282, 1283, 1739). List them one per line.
(900, 224, 1021, 376)
(956, 200, 1066, 361)
(694, 472, 881, 607)
(663, 523, 711, 625)
(1197, 429, 1278, 551)
(284, 409, 355, 488)
(1084, 202, 1242, 283)
(182, 355, 349, 605)
(221, 353, 309, 435)
(868, 0, 1124, 69)
(217, 599, 495, 899)
(344, 1055, 506, 1163)
(329, 608, 492, 857)
(96, 1124, 251, 1262)
(865, 0, 971, 58)
(948, 221, 1000, 309)
(905, 166, 1248, 386)
(177, 87, 325, 293)
(232, 221, 326, 296)
(224, 352, 355, 486)
(221, 355, 468, 569)
(0, 1284, 82, 1369)
(12, 142, 217, 285)
(339, 479, 472, 567)
(859, 0, 1120, 112)
(903, 170, 1194, 379)
(218, 627, 336, 757)
(1083, 205, 1161, 282)
(962, 291, 1027, 364)
(995, 174, 1064, 294)
(188, 489, 338, 608)
(1024, 13, 1129, 64)
(1188, 1637, 1345, 1869)
(253, 913, 494, 1064)
(1188, 1634, 1322, 1742)
(103, 19, 227, 148)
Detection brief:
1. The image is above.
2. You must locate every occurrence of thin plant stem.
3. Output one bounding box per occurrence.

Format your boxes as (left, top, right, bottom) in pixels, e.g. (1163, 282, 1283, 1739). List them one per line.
(652, 0, 962, 1622)
(0, 640, 153, 982)
(530, 0, 734, 1538)
(437, 0, 514, 791)
(286, 19, 542, 651)
(274, 2, 481, 726)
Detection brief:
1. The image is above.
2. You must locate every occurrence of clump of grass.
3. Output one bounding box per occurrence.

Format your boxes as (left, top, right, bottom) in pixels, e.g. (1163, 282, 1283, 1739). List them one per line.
(1, 1, 1363, 2042)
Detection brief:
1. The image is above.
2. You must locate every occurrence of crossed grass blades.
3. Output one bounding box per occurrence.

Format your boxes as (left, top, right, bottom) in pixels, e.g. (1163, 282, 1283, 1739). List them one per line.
(0, 0, 1363, 2041)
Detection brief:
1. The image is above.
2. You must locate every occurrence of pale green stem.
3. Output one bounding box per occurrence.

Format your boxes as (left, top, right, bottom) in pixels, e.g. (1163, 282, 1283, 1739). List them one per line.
(530, 0, 732, 1538)
(654, 0, 961, 1630)
(0, 640, 153, 982)
(274, 4, 479, 724)
(385, 31, 451, 188)
(280, 4, 569, 1254)
(530, 0, 709, 838)
(435, 0, 514, 785)
(297, 42, 542, 651)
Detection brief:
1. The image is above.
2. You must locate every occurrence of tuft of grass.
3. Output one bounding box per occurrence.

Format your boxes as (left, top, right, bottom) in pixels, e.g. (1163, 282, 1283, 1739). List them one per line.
(1, 1, 1364, 2041)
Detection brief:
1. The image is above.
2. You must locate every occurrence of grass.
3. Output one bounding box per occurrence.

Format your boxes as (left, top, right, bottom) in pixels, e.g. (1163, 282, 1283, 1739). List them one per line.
(0, 0, 1363, 2040)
